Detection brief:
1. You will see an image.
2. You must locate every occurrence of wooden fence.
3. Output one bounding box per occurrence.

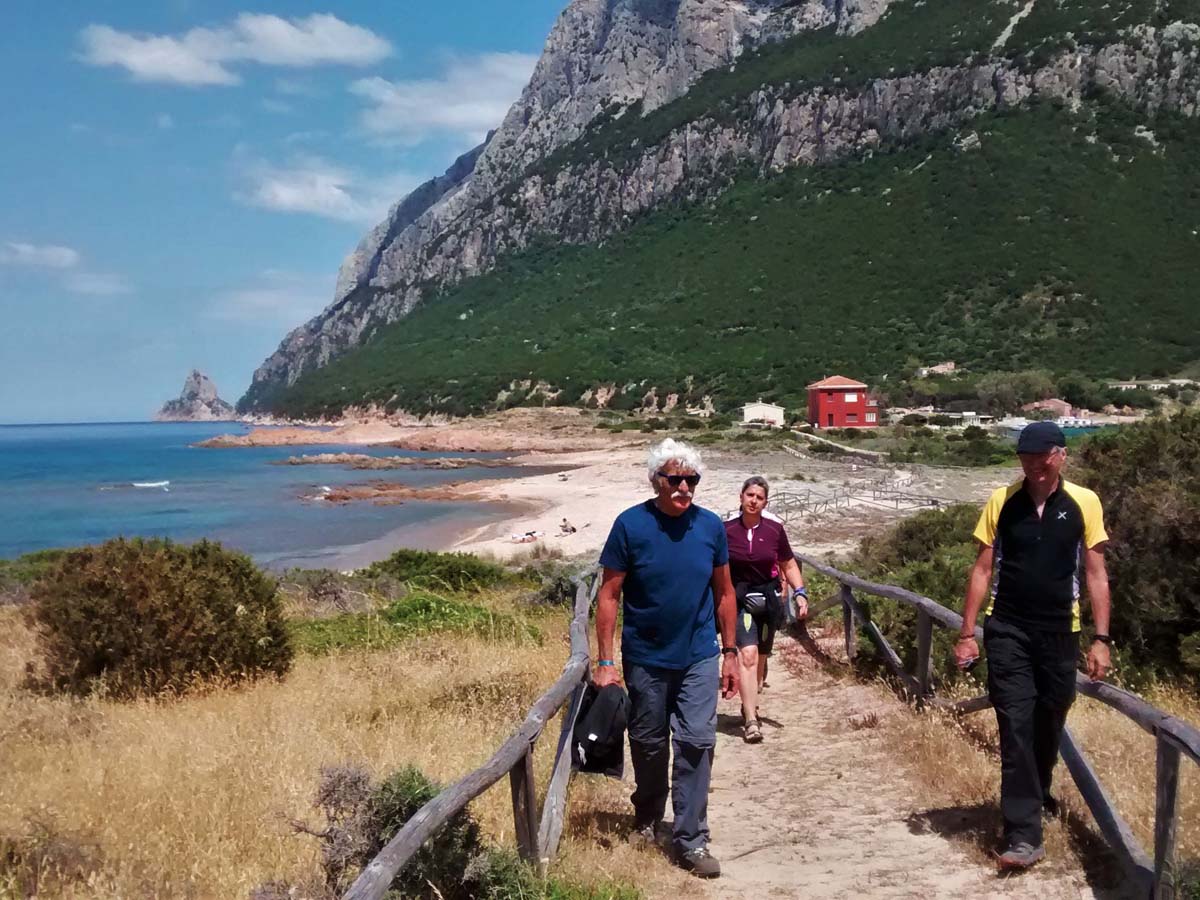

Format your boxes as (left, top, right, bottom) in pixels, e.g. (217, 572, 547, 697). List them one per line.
(341, 571, 599, 900)
(796, 552, 1200, 900)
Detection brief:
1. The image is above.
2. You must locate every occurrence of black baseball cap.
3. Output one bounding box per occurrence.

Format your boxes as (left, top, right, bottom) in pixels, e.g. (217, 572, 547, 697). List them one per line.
(1017, 421, 1066, 454)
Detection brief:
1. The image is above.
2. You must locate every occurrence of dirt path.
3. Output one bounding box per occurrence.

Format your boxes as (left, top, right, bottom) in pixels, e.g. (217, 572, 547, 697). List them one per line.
(695, 633, 1122, 900)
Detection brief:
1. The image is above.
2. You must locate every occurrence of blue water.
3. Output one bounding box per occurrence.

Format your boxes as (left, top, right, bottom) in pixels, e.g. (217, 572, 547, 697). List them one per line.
(0, 422, 530, 570)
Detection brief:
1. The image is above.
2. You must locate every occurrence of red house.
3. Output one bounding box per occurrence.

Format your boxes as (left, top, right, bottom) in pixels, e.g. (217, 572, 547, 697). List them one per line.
(807, 375, 881, 429)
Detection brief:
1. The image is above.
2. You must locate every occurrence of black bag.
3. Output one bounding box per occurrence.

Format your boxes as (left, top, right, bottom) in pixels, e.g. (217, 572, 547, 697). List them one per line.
(737, 580, 786, 630)
(571, 682, 628, 778)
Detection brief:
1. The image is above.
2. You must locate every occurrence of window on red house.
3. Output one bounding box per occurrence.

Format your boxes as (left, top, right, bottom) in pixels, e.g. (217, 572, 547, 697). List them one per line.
(847, 413, 858, 423)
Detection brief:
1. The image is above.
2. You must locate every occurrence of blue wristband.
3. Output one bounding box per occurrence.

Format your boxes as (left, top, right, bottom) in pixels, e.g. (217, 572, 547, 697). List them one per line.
(792, 587, 808, 598)
(597, 659, 615, 667)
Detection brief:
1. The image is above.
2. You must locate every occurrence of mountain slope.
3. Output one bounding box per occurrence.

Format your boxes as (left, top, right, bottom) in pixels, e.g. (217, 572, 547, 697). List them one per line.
(245, 0, 894, 397)
(249, 99, 1200, 418)
(241, 0, 1200, 416)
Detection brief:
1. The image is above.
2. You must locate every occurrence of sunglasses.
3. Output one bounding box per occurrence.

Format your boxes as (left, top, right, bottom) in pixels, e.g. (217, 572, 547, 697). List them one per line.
(657, 471, 701, 488)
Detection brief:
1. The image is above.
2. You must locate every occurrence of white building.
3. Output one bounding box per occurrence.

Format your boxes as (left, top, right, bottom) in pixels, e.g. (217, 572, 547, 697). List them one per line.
(741, 400, 785, 428)
(916, 361, 958, 378)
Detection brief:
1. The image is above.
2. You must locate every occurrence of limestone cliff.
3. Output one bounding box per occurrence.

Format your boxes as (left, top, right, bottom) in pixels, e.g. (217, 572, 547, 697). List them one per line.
(156, 370, 235, 422)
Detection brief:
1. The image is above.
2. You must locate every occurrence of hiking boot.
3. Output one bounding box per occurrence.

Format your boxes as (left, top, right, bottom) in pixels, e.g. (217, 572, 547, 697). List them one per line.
(677, 846, 721, 878)
(743, 720, 763, 744)
(997, 842, 1045, 870)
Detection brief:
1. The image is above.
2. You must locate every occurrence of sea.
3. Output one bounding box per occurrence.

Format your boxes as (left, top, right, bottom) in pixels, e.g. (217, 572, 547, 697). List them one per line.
(0, 422, 535, 571)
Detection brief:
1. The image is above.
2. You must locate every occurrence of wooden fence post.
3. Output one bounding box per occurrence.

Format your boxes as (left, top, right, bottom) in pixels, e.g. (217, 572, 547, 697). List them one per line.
(509, 745, 539, 864)
(915, 609, 934, 706)
(537, 679, 587, 873)
(841, 584, 856, 662)
(1154, 734, 1182, 899)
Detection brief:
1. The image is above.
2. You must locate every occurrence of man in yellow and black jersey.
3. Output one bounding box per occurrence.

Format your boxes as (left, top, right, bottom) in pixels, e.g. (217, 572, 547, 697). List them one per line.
(956, 421, 1113, 870)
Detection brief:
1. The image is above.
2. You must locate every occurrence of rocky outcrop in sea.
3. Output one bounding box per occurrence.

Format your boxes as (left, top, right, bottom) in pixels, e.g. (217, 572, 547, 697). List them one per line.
(156, 370, 235, 422)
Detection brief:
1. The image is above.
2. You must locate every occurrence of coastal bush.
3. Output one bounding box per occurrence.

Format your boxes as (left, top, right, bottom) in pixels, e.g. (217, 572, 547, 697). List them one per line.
(518, 560, 581, 607)
(26, 538, 291, 699)
(307, 764, 482, 898)
(846, 505, 988, 686)
(289, 592, 541, 655)
(364, 549, 508, 591)
(296, 764, 642, 900)
(1076, 412, 1200, 679)
(0, 548, 69, 586)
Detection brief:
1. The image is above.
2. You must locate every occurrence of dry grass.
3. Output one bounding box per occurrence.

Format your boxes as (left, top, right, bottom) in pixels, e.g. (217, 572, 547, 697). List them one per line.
(0, 595, 662, 899)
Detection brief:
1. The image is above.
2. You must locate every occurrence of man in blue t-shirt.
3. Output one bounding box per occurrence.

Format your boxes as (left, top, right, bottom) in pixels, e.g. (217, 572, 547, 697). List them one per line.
(595, 439, 739, 879)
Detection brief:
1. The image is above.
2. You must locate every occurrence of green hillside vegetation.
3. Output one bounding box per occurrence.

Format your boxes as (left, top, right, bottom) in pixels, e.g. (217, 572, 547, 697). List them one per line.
(251, 97, 1200, 418)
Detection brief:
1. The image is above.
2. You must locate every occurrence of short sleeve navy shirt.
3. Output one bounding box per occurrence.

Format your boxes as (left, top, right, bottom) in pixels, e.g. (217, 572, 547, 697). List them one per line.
(599, 500, 729, 669)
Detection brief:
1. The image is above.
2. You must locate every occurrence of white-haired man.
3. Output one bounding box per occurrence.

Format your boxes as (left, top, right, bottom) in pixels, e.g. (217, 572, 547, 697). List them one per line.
(594, 438, 740, 878)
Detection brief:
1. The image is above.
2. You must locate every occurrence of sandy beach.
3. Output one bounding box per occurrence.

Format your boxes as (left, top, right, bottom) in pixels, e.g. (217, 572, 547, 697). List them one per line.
(448, 445, 1013, 563)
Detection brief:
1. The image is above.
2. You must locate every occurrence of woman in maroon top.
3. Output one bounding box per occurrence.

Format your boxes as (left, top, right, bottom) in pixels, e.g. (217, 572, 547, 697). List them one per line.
(725, 476, 808, 743)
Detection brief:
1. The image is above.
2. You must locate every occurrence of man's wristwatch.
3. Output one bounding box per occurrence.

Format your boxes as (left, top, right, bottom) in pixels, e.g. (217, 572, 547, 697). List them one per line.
(1092, 634, 1113, 646)
(721, 646, 738, 657)
(957, 633, 975, 642)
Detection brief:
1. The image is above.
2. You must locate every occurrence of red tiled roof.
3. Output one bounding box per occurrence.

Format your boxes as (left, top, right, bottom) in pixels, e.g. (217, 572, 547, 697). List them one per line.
(807, 375, 868, 389)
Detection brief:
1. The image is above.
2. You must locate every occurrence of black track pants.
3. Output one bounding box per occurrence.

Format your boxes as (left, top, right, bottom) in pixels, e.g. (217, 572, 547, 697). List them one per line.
(984, 616, 1078, 846)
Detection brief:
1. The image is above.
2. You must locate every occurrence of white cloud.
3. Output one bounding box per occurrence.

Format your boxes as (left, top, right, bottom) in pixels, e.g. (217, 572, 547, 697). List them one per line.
(0, 242, 81, 269)
(157, 112, 175, 129)
(1, 241, 132, 296)
(350, 52, 537, 144)
(79, 13, 392, 87)
(209, 269, 335, 325)
(236, 153, 420, 224)
(65, 272, 133, 296)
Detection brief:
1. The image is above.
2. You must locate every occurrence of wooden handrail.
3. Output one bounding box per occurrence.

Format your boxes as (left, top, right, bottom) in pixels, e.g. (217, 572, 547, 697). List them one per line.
(795, 552, 1198, 899)
(795, 553, 1200, 764)
(342, 570, 596, 900)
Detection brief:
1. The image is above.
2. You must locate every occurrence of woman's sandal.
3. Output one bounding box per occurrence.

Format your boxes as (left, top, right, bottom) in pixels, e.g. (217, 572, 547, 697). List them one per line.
(743, 719, 763, 744)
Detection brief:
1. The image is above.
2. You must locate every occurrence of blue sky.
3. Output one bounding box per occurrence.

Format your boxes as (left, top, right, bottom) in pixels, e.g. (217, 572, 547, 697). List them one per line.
(0, 1, 565, 423)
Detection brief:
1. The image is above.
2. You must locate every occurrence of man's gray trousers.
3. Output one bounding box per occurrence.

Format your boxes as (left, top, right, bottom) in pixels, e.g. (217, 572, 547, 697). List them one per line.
(623, 653, 719, 853)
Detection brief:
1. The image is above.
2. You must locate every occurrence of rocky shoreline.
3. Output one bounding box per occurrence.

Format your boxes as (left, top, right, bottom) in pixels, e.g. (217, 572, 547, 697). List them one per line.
(274, 453, 512, 470)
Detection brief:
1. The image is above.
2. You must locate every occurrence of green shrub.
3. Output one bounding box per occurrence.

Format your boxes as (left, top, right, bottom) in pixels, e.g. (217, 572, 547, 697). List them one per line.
(364, 549, 508, 591)
(301, 765, 642, 900)
(1076, 412, 1200, 679)
(27, 538, 291, 699)
(309, 764, 482, 898)
(518, 561, 579, 607)
(849, 506, 989, 687)
(289, 592, 541, 655)
(0, 549, 70, 586)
